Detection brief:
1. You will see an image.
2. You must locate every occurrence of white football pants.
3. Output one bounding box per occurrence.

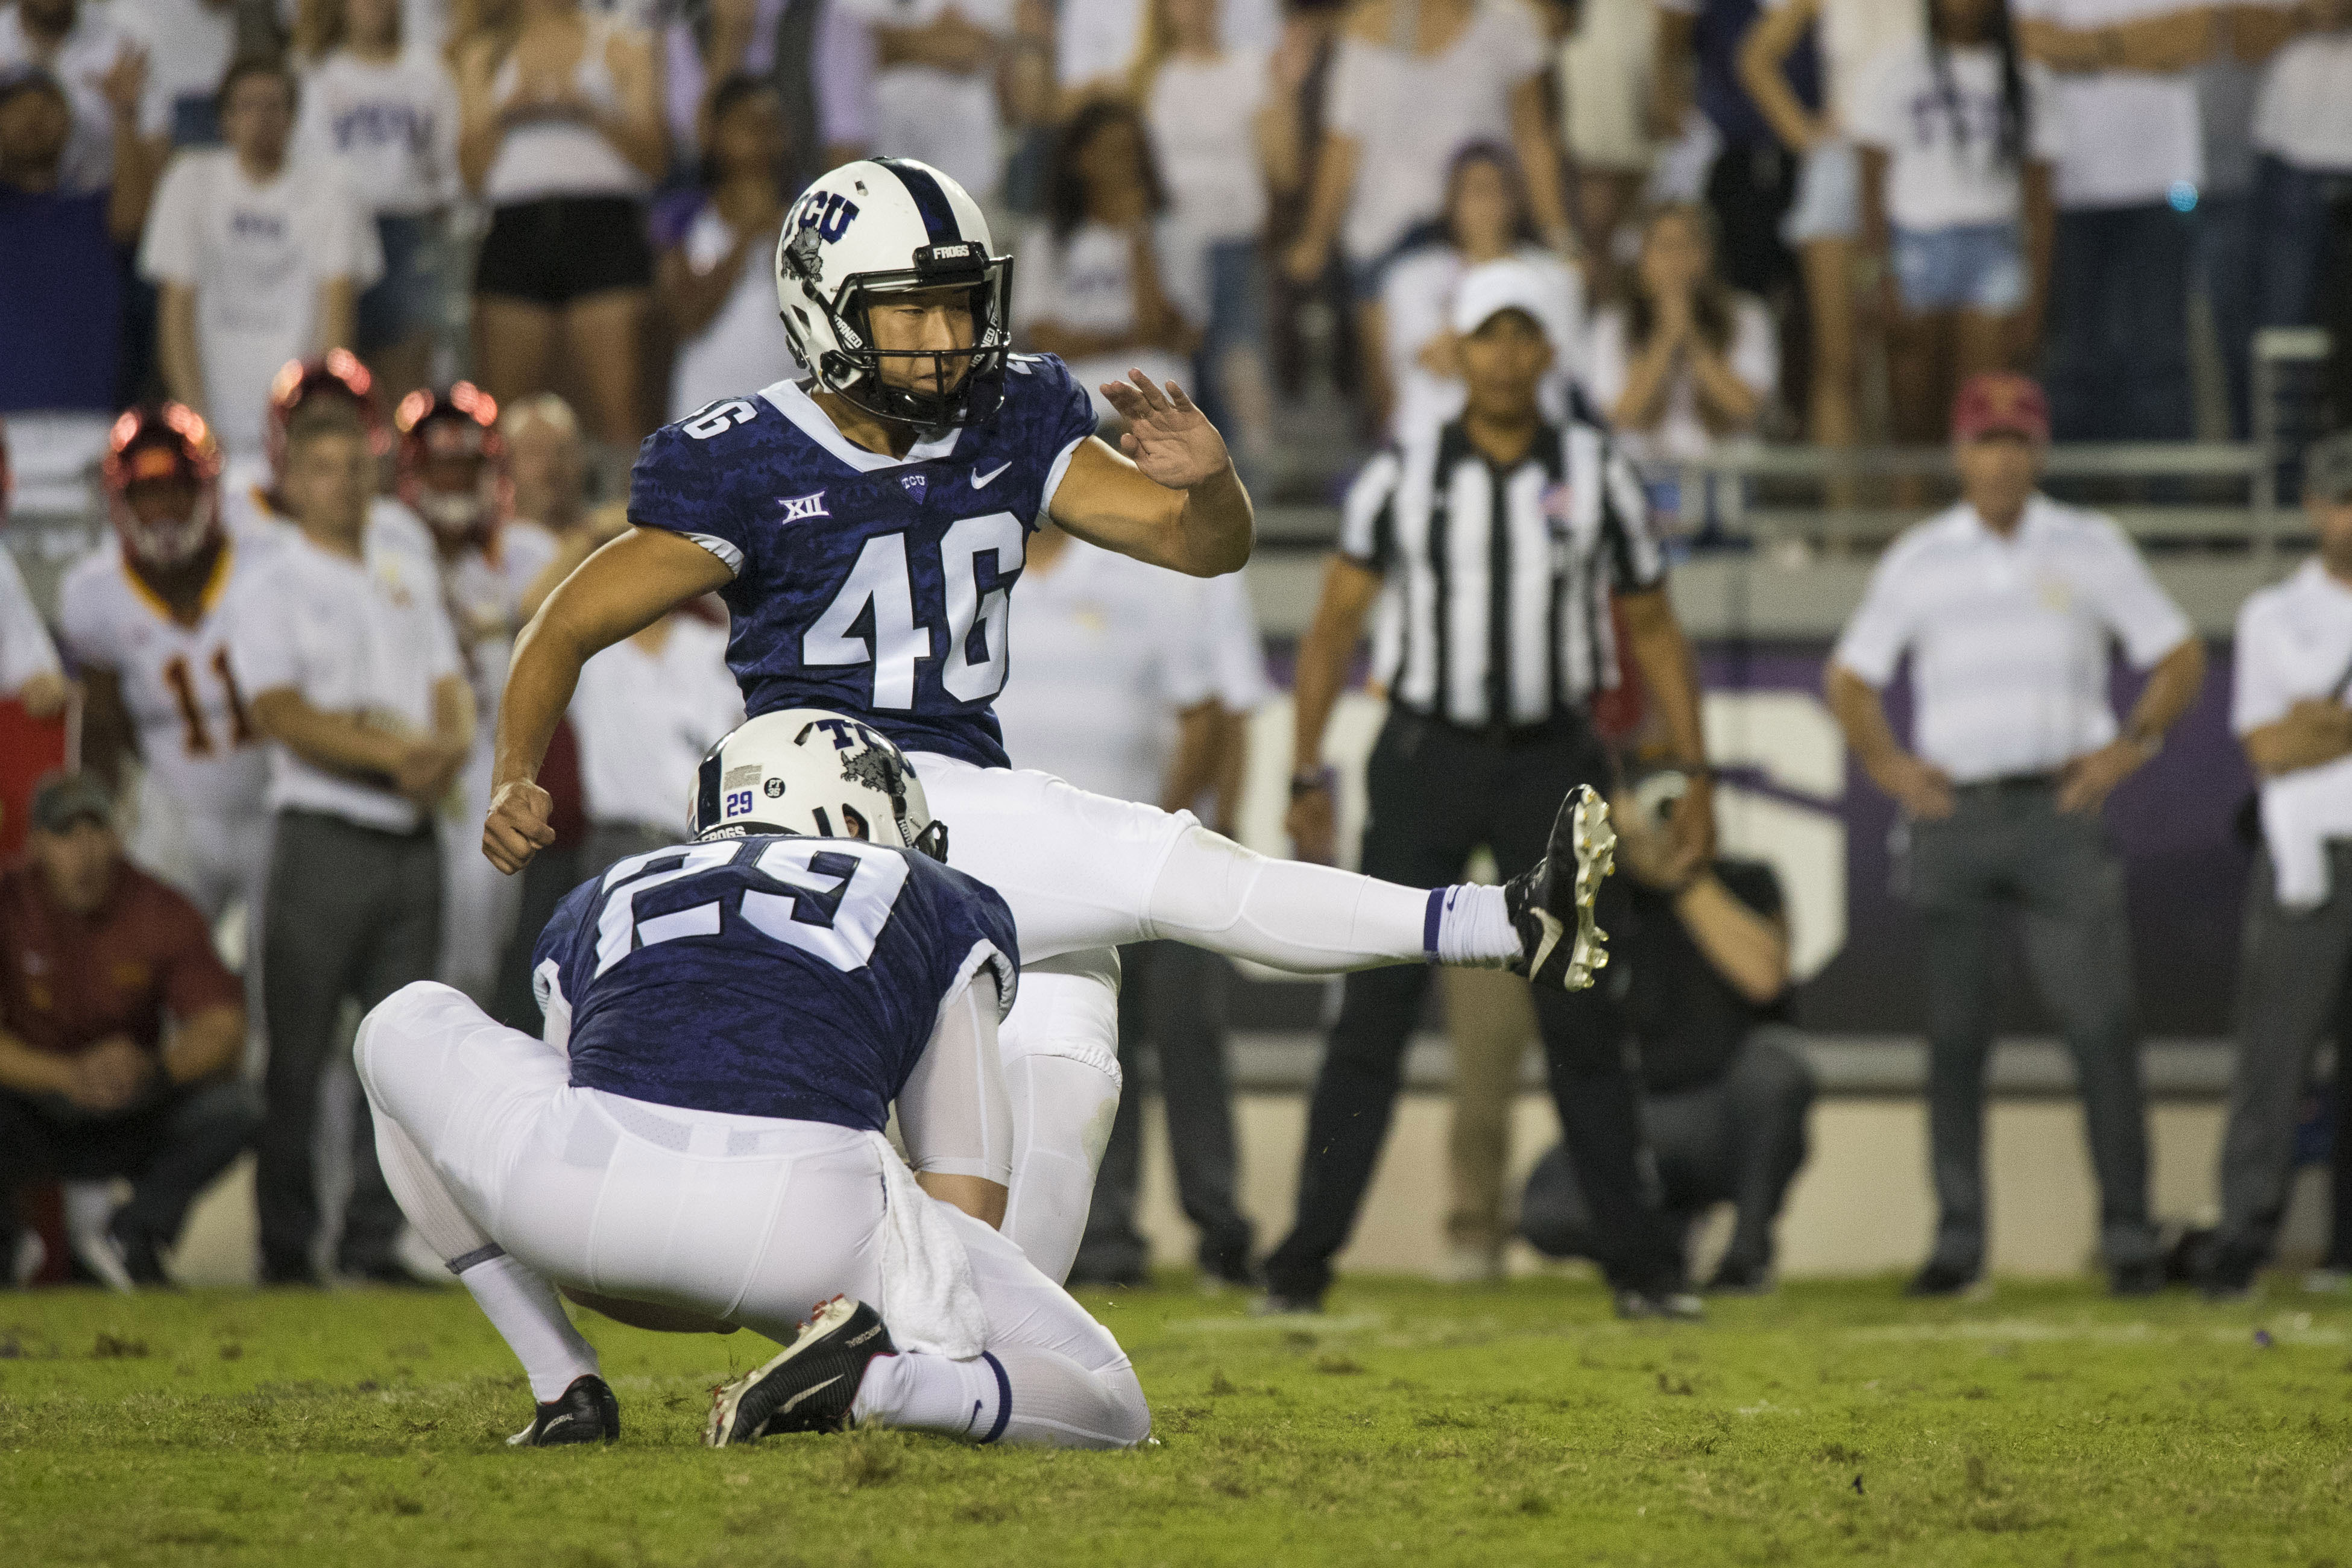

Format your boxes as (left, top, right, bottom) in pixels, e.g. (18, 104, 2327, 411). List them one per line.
(356, 981, 1150, 1449)
(908, 753, 1440, 1281)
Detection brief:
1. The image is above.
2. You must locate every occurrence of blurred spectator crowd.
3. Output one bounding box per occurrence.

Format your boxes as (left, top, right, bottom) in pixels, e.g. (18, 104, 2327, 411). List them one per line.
(4, 0, 2352, 488)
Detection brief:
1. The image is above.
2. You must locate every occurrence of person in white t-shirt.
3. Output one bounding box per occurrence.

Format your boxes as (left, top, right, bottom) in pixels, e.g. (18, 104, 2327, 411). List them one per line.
(140, 58, 384, 461)
(0, 0, 150, 198)
(1556, 0, 1659, 285)
(1587, 203, 1776, 465)
(227, 400, 473, 1284)
(1373, 143, 1585, 439)
(2205, 429, 2352, 1299)
(1741, 0, 1923, 453)
(2014, 0, 2213, 441)
(567, 605, 742, 876)
(836, 0, 1012, 204)
(1012, 99, 1198, 426)
(656, 74, 801, 421)
(1137, 0, 1302, 479)
(1852, 0, 2061, 443)
(291, 0, 462, 404)
(1280, 0, 1571, 399)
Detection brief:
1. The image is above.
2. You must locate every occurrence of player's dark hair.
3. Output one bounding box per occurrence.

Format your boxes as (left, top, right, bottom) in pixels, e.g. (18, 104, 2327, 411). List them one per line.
(1044, 99, 1166, 244)
(1923, 0, 2028, 167)
(215, 52, 298, 118)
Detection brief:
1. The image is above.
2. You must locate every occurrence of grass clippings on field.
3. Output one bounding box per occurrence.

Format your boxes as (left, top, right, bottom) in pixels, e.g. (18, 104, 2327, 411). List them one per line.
(4, 1274, 2350, 1566)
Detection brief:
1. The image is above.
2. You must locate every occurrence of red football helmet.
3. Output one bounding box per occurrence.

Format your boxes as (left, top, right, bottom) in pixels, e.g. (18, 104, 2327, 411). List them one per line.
(265, 350, 387, 476)
(100, 403, 225, 569)
(394, 382, 511, 547)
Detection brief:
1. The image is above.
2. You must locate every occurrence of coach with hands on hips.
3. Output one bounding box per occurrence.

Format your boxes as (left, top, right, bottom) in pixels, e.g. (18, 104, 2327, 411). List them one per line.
(1827, 372, 2205, 1299)
(1268, 257, 1711, 1320)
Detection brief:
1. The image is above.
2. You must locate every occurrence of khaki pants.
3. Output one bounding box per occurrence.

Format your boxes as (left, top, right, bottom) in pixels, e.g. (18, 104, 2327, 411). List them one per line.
(1443, 966, 1538, 1256)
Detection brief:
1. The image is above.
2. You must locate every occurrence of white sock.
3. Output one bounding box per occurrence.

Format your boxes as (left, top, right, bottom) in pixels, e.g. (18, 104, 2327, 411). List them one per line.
(458, 1252, 601, 1403)
(990, 1346, 1151, 1449)
(851, 1351, 1006, 1441)
(1430, 884, 1518, 967)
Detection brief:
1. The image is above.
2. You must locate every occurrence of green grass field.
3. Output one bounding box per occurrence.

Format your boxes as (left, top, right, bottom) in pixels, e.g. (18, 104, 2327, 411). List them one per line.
(5, 1274, 2350, 1566)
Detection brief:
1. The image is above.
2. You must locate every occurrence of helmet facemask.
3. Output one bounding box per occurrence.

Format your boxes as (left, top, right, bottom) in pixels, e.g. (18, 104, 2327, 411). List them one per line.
(120, 480, 219, 569)
(783, 236, 1014, 432)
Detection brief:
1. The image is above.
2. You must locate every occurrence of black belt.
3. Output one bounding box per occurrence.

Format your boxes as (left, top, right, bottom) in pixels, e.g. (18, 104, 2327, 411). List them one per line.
(1951, 771, 2058, 798)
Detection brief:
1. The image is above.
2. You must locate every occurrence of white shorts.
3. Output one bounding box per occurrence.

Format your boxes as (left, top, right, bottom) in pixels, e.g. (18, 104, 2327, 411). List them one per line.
(1783, 137, 1861, 245)
(355, 981, 1129, 1371)
(908, 753, 1195, 966)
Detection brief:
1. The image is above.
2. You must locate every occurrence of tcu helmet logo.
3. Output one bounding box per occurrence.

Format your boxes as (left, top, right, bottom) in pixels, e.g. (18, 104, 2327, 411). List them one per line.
(792, 189, 861, 246)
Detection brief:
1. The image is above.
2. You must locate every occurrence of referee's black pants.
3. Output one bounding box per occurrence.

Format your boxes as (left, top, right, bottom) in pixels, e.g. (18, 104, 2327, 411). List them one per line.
(1264, 711, 1686, 1302)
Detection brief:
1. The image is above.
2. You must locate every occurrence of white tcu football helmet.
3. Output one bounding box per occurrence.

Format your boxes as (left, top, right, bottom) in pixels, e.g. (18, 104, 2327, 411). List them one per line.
(690, 708, 947, 861)
(774, 157, 1014, 430)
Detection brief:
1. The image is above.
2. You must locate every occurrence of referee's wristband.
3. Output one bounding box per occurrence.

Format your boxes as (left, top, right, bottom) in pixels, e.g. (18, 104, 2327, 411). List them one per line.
(1290, 767, 1336, 799)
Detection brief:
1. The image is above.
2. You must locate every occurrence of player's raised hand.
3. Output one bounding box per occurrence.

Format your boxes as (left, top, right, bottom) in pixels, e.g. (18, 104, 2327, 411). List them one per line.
(1101, 370, 1231, 491)
(484, 778, 558, 874)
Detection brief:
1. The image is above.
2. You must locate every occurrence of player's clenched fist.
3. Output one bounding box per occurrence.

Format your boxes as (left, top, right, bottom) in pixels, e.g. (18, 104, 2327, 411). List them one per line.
(484, 778, 557, 873)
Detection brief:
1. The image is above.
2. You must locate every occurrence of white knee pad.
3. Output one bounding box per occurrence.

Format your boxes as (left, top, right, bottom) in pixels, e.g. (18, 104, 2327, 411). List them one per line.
(998, 951, 1123, 1284)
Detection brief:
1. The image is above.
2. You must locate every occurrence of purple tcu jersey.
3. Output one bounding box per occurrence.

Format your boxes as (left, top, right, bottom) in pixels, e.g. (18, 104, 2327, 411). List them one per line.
(532, 835, 1018, 1127)
(627, 354, 1100, 767)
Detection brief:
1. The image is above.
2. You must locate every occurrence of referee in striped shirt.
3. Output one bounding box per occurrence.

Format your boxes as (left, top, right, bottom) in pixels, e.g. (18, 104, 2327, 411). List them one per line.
(1264, 260, 1715, 1318)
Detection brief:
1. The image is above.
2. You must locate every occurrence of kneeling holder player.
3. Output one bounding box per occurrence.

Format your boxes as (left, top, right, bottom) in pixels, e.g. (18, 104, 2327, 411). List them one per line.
(357, 710, 1149, 1449)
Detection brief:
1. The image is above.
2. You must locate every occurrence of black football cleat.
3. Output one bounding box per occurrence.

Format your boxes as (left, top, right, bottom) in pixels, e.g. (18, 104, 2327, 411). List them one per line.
(507, 1374, 621, 1447)
(1502, 785, 1616, 992)
(705, 1296, 896, 1447)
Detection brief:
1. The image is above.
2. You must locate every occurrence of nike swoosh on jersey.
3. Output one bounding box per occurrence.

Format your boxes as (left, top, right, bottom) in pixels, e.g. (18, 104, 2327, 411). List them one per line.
(971, 461, 1013, 489)
(781, 1374, 843, 1412)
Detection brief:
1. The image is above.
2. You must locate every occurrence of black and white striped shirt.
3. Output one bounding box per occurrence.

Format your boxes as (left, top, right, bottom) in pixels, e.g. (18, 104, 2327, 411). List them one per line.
(1340, 403, 1665, 728)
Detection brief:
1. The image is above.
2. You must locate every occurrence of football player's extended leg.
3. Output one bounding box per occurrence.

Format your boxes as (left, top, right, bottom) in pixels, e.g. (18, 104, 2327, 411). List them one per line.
(911, 755, 1600, 983)
(354, 986, 613, 1445)
(995, 950, 1123, 1284)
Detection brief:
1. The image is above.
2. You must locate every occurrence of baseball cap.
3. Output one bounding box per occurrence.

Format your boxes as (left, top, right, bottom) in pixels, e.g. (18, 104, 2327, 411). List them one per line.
(29, 772, 114, 834)
(2304, 430, 2352, 503)
(1950, 372, 2051, 444)
(1450, 259, 1561, 348)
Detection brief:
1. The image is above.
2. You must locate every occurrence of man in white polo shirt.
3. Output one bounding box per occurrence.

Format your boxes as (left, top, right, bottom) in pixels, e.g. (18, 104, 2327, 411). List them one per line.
(229, 401, 473, 1285)
(1827, 371, 2207, 1298)
(2015, 0, 2212, 441)
(2205, 430, 2352, 1299)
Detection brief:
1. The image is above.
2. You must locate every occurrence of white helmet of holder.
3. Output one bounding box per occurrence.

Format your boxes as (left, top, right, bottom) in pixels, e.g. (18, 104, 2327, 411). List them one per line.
(774, 157, 1014, 430)
(690, 709, 948, 862)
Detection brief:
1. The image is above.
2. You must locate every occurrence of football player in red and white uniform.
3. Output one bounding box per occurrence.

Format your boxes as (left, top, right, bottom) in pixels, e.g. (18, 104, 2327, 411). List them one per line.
(61, 403, 277, 930)
(394, 383, 559, 1002)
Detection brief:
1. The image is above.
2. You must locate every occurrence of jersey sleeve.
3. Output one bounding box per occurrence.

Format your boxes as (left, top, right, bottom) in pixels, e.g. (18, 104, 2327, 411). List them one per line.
(1832, 540, 1920, 687)
(1030, 354, 1102, 524)
(54, 555, 116, 672)
(154, 880, 244, 1021)
(137, 157, 203, 286)
(530, 878, 604, 1050)
(628, 420, 749, 577)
